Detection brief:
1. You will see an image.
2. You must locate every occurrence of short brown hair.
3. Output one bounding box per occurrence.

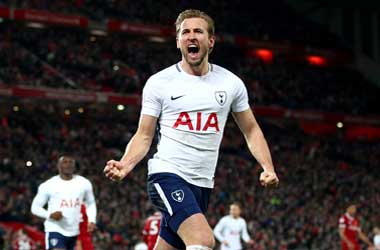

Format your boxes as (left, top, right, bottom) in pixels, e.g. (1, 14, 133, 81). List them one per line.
(175, 9, 215, 36)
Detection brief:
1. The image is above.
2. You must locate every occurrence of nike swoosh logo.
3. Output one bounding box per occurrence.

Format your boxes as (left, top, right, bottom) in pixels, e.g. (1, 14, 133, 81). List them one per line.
(171, 95, 185, 100)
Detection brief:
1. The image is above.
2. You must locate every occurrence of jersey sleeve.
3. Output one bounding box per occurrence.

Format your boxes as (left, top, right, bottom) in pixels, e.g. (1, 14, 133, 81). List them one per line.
(84, 179, 97, 223)
(31, 183, 50, 219)
(231, 78, 250, 113)
(374, 235, 380, 248)
(338, 216, 346, 228)
(241, 219, 251, 243)
(141, 77, 162, 117)
(213, 217, 226, 243)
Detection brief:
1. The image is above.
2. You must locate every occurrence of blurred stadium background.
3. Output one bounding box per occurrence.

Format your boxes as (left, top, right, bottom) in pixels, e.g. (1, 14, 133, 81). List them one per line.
(1, 0, 380, 249)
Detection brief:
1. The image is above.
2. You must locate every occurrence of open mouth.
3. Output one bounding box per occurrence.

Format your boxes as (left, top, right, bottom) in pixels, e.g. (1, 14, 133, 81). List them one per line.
(187, 44, 200, 56)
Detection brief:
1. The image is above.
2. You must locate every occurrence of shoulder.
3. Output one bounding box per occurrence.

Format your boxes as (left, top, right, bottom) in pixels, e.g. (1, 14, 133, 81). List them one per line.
(339, 215, 346, 223)
(239, 217, 247, 224)
(211, 64, 243, 83)
(220, 215, 231, 222)
(146, 64, 180, 86)
(41, 175, 59, 186)
(75, 175, 92, 186)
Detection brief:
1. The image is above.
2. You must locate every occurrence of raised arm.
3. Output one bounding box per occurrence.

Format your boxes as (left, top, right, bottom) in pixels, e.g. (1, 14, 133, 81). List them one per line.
(232, 108, 279, 187)
(104, 114, 158, 181)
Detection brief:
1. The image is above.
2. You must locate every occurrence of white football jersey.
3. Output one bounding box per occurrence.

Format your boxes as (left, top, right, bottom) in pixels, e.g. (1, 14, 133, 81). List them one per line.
(374, 234, 380, 250)
(31, 175, 96, 237)
(214, 215, 251, 250)
(141, 63, 249, 188)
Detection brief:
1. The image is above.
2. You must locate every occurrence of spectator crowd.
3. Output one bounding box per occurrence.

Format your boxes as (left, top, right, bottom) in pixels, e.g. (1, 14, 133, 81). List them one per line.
(0, 100, 379, 250)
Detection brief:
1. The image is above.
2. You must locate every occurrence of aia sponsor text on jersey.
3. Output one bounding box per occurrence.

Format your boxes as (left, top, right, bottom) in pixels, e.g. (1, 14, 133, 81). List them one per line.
(60, 198, 81, 208)
(173, 112, 219, 132)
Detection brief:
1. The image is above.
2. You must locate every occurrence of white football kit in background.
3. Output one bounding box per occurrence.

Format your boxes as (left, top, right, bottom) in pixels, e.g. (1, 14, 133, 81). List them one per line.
(141, 63, 250, 188)
(214, 215, 251, 250)
(31, 175, 96, 237)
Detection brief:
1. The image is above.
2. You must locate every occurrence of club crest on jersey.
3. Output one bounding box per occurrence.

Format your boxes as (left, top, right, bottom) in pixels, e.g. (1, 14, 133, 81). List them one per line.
(215, 91, 227, 106)
(50, 238, 58, 246)
(171, 190, 184, 202)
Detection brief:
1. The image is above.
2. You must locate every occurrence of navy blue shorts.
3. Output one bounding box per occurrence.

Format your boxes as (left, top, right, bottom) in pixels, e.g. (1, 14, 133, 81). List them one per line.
(45, 232, 77, 250)
(147, 173, 211, 249)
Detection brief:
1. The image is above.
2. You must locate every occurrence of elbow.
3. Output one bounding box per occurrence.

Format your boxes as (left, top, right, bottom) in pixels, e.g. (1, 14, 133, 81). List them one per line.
(31, 204, 37, 215)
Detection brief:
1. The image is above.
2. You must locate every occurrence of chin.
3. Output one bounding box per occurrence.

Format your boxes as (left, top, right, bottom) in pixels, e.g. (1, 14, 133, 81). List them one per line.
(186, 57, 204, 67)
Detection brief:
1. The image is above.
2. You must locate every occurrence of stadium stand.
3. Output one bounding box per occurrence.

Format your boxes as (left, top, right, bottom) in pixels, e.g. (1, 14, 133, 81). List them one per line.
(1, 100, 379, 249)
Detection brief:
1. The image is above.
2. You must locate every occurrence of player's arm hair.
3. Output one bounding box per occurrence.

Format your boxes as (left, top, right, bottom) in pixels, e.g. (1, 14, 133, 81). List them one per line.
(120, 114, 158, 170)
(232, 109, 275, 172)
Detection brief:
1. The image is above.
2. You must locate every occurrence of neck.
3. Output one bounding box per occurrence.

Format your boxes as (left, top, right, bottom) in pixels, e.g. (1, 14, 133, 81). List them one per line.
(180, 58, 209, 76)
(60, 174, 73, 180)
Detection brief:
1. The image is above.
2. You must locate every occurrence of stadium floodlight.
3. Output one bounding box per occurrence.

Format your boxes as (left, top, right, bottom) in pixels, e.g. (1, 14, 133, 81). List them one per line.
(90, 29, 107, 36)
(149, 36, 166, 43)
(26, 22, 45, 29)
(117, 104, 125, 111)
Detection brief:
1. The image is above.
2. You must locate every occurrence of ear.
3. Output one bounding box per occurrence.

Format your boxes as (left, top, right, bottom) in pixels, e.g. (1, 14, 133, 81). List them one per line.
(176, 36, 180, 49)
(209, 35, 215, 50)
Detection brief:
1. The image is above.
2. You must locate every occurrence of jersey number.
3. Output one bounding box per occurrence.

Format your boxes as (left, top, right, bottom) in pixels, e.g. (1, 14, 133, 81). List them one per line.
(149, 220, 159, 235)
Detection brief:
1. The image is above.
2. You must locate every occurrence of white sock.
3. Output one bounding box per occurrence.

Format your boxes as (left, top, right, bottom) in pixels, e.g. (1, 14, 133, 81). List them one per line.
(186, 245, 212, 250)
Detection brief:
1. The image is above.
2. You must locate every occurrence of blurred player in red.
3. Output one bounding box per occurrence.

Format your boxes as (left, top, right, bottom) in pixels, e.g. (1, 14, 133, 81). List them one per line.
(76, 204, 95, 250)
(12, 229, 36, 250)
(338, 204, 373, 250)
(142, 211, 162, 250)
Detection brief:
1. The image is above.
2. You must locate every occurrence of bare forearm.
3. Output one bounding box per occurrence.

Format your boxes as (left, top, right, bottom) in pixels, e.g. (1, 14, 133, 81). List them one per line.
(120, 132, 153, 170)
(359, 232, 372, 245)
(245, 127, 274, 172)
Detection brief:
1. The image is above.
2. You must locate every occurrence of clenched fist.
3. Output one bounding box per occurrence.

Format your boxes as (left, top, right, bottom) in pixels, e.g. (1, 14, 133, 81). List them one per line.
(260, 171, 279, 188)
(104, 160, 130, 182)
(49, 211, 63, 221)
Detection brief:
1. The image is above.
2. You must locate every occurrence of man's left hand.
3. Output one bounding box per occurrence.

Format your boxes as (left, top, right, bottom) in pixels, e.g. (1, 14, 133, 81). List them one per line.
(88, 222, 97, 232)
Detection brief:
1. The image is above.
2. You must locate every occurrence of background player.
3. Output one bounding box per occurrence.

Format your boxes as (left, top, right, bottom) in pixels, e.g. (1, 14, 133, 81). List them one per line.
(31, 155, 97, 250)
(214, 202, 253, 250)
(76, 204, 95, 250)
(373, 227, 380, 250)
(338, 204, 373, 250)
(142, 211, 162, 250)
(104, 9, 279, 250)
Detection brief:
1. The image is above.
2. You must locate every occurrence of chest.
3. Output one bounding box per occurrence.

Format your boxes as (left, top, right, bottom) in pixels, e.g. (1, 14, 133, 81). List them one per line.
(225, 220, 244, 234)
(48, 182, 85, 205)
(162, 78, 233, 113)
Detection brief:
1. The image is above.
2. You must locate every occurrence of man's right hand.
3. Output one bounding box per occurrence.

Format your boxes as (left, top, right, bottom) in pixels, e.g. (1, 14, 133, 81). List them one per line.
(104, 160, 130, 182)
(222, 241, 229, 246)
(49, 211, 63, 221)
